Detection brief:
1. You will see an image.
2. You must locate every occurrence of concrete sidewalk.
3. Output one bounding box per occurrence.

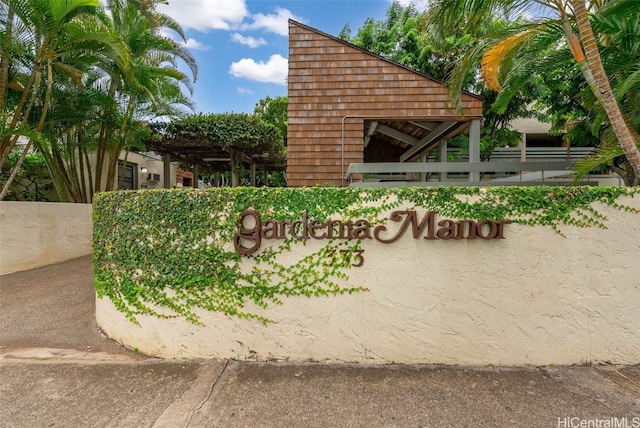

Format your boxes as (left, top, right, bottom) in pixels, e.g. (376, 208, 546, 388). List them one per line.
(1, 257, 639, 427)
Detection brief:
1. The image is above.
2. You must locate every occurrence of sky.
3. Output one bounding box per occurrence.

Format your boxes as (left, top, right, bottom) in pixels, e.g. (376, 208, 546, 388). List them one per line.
(156, 0, 430, 115)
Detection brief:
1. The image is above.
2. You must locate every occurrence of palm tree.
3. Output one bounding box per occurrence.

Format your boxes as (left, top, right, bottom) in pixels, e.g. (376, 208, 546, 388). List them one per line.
(1, 0, 197, 201)
(563, 1, 640, 184)
(571, 0, 640, 184)
(95, 0, 197, 194)
(0, 0, 129, 200)
(0, 0, 107, 165)
(427, 0, 640, 185)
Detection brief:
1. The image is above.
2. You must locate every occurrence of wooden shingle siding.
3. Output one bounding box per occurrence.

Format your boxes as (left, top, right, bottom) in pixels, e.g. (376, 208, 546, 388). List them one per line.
(287, 21, 483, 187)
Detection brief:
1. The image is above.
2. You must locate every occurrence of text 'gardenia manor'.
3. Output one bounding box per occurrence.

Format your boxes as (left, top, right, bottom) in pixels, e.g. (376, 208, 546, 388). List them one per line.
(234, 209, 512, 255)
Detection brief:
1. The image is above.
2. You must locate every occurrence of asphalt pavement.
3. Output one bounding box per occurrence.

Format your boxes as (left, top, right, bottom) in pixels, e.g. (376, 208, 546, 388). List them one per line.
(1, 256, 639, 428)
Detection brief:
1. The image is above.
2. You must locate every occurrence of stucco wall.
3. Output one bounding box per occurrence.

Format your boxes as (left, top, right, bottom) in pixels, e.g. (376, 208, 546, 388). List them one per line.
(0, 202, 92, 275)
(96, 195, 640, 366)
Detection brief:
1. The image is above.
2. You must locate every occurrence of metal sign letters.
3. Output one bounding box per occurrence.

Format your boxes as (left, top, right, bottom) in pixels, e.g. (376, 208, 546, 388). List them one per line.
(234, 209, 511, 255)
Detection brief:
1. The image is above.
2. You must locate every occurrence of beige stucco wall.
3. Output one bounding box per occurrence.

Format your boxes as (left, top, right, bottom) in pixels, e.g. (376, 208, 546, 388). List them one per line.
(96, 195, 640, 366)
(0, 202, 92, 275)
(116, 152, 179, 190)
(509, 117, 552, 134)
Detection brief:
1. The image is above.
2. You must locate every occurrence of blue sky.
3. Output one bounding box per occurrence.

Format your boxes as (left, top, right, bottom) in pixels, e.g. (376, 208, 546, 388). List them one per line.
(157, 0, 430, 114)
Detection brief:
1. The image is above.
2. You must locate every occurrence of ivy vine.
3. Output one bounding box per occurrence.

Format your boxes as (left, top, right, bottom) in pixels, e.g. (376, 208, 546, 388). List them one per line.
(93, 186, 640, 325)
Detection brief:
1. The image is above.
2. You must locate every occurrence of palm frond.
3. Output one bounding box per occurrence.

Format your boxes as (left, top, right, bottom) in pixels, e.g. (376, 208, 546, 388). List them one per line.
(481, 27, 540, 91)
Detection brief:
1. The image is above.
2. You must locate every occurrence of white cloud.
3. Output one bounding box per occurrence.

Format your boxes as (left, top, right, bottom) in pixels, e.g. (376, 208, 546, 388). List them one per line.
(236, 87, 255, 95)
(156, 2, 303, 38)
(157, 0, 248, 31)
(231, 33, 267, 48)
(393, 0, 431, 10)
(229, 54, 288, 85)
(243, 7, 304, 37)
(182, 38, 208, 50)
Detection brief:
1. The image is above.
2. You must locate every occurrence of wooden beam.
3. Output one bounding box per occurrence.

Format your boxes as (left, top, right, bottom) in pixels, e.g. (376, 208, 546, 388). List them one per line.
(408, 121, 438, 131)
(364, 121, 379, 148)
(376, 124, 419, 146)
(399, 121, 457, 162)
(439, 139, 448, 182)
(250, 163, 256, 187)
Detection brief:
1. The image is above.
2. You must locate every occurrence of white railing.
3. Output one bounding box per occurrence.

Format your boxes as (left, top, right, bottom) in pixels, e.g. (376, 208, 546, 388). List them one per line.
(458, 146, 595, 161)
(346, 146, 598, 187)
(346, 160, 577, 187)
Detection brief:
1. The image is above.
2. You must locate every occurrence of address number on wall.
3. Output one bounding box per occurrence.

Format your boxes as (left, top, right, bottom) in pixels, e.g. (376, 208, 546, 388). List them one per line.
(326, 249, 365, 267)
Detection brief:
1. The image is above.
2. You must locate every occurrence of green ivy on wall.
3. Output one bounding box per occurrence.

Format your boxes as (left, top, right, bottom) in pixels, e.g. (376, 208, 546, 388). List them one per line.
(93, 186, 640, 325)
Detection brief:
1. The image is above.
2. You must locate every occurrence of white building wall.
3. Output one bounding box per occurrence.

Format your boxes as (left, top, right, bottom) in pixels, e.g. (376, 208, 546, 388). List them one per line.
(0, 202, 92, 274)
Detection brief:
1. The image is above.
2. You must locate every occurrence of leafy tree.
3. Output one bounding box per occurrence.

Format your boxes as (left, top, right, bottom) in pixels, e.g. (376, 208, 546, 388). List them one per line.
(426, 0, 640, 185)
(148, 113, 286, 187)
(0, 0, 197, 201)
(253, 95, 288, 186)
(254, 95, 288, 146)
(570, 3, 640, 184)
(0, 0, 123, 199)
(341, 1, 534, 157)
(0, 151, 53, 200)
(340, 3, 429, 75)
(96, 0, 197, 194)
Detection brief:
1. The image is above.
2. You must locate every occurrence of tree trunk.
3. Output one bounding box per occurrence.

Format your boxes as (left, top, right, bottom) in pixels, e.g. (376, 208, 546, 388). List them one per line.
(0, 55, 54, 199)
(0, 64, 40, 169)
(117, 149, 131, 190)
(78, 129, 88, 203)
(0, 5, 14, 114)
(0, 140, 31, 200)
(95, 80, 118, 193)
(572, 0, 640, 184)
(82, 140, 95, 201)
(106, 97, 136, 191)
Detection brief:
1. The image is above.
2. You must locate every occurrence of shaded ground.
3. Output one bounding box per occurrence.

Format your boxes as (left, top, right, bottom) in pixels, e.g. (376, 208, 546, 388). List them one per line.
(0, 255, 137, 357)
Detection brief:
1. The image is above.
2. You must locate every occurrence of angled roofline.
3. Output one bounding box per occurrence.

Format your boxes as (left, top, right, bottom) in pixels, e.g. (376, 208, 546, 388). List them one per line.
(288, 20, 483, 102)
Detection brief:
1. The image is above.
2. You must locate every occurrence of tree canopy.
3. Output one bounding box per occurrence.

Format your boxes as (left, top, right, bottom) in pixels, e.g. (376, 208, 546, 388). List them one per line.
(146, 113, 286, 187)
(340, 1, 533, 157)
(426, 0, 640, 184)
(0, 0, 197, 201)
(341, 0, 640, 184)
(254, 95, 288, 146)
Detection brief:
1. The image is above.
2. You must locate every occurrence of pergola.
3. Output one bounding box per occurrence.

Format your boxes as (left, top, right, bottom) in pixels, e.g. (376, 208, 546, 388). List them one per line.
(144, 114, 287, 188)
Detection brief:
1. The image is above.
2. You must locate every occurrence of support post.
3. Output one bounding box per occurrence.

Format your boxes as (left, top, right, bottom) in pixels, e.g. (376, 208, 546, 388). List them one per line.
(163, 154, 171, 189)
(193, 165, 199, 188)
(439, 139, 448, 182)
(469, 120, 481, 183)
(231, 155, 238, 187)
(420, 153, 427, 182)
(250, 163, 256, 187)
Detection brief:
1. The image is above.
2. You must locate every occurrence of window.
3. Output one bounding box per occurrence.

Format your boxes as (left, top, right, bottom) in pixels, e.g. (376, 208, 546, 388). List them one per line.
(118, 162, 138, 190)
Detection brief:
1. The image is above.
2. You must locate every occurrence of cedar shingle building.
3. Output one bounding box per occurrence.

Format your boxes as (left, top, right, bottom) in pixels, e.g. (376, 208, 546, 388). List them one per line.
(287, 20, 483, 187)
